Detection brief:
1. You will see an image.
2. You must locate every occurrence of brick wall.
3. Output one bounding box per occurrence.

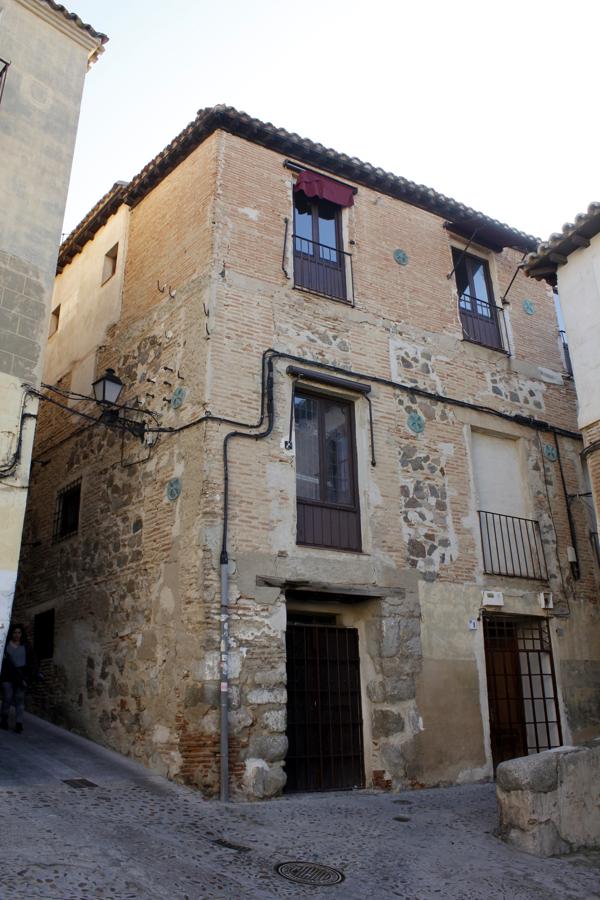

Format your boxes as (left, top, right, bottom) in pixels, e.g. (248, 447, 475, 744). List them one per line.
(14, 127, 600, 799)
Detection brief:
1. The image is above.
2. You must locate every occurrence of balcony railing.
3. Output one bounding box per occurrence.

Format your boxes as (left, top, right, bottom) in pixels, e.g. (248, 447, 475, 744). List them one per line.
(293, 234, 352, 303)
(559, 331, 573, 377)
(459, 294, 509, 353)
(478, 510, 548, 580)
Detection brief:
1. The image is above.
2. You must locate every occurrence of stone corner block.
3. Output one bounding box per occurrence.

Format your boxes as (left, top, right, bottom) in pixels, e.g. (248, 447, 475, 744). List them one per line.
(496, 750, 559, 794)
(243, 758, 286, 799)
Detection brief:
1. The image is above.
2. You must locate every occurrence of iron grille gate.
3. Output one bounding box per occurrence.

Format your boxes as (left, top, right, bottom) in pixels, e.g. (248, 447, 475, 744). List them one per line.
(483, 615, 562, 769)
(285, 623, 365, 792)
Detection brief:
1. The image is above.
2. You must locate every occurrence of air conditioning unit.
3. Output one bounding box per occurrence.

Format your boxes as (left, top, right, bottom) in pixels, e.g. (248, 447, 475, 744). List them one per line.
(538, 591, 553, 610)
(482, 590, 504, 607)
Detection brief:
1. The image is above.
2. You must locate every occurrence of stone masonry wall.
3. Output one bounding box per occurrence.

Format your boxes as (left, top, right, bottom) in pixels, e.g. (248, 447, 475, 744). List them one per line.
(14, 127, 600, 799)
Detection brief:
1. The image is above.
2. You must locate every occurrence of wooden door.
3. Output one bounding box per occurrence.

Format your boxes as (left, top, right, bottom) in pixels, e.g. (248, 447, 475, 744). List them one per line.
(285, 623, 365, 792)
(483, 615, 562, 769)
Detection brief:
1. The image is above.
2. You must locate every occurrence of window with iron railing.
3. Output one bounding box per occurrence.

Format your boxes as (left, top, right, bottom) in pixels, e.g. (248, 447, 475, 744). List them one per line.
(452, 249, 507, 352)
(293, 192, 351, 303)
(478, 510, 548, 580)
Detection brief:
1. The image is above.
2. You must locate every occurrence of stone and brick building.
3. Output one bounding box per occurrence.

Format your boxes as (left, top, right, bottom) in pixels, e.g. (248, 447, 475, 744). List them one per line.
(0, 0, 106, 645)
(14, 106, 600, 799)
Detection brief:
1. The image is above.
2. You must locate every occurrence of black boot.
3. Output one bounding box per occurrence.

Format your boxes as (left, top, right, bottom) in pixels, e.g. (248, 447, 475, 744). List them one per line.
(15, 722, 23, 734)
(0, 716, 8, 730)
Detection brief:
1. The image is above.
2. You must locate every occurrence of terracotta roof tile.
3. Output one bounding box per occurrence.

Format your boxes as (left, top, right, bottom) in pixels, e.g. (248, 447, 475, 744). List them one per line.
(57, 182, 128, 273)
(524, 202, 600, 285)
(38, 0, 107, 44)
(59, 105, 539, 272)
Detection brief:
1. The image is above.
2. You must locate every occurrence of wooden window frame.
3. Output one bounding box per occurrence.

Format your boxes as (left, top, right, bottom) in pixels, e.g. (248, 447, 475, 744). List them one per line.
(292, 193, 349, 303)
(294, 387, 361, 552)
(452, 248, 504, 351)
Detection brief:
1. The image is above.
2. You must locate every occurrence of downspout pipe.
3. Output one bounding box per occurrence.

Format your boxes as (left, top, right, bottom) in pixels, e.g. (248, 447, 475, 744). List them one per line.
(219, 356, 275, 802)
(219, 553, 230, 801)
(554, 432, 581, 581)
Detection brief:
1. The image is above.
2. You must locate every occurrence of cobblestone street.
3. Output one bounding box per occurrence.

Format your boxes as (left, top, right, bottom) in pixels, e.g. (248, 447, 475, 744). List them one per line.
(1, 716, 599, 899)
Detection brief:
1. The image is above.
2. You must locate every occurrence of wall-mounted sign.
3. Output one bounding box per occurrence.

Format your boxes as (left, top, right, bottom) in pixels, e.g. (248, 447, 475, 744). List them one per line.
(171, 387, 186, 409)
(407, 411, 425, 434)
(523, 299, 535, 316)
(166, 477, 182, 501)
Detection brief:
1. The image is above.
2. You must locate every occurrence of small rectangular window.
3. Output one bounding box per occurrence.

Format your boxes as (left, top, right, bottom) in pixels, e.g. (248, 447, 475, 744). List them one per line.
(294, 390, 361, 551)
(34, 608, 55, 660)
(49, 304, 60, 337)
(53, 480, 81, 542)
(101, 243, 118, 284)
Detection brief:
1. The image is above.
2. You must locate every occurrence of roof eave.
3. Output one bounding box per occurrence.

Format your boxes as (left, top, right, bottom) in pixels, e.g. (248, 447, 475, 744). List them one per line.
(58, 105, 540, 274)
(524, 203, 600, 285)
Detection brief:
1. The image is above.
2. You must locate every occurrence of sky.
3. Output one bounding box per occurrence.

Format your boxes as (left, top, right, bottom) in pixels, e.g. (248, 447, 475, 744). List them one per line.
(62, 0, 599, 242)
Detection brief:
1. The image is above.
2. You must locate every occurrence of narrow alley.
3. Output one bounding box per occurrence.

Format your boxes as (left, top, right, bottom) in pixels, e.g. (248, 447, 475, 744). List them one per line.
(1, 716, 598, 899)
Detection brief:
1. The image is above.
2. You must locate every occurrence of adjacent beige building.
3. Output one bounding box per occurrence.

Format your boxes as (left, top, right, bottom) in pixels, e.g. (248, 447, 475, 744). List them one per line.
(525, 205, 600, 539)
(15, 107, 600, 799)
(0, 0, 106, 643)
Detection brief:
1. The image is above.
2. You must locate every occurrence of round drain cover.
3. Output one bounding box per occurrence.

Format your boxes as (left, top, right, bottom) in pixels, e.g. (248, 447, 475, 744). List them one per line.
(275, 861, 345, 886)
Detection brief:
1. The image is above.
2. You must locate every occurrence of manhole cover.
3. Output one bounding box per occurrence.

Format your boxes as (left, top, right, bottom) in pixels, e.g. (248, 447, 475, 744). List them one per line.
(275, 862, 345, 886)
(62, 778, 98, 789)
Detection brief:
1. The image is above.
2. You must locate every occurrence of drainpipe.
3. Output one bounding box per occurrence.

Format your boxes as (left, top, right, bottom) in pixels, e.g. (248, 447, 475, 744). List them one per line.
(219, 548, 230, 802)
(218, 355, 275, 802)
(553, 432, 581, 581)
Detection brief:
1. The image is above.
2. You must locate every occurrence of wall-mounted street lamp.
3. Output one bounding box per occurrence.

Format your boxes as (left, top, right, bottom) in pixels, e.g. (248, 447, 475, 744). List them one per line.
(92, 368, 124, 405)
(91, 368, 146, 441)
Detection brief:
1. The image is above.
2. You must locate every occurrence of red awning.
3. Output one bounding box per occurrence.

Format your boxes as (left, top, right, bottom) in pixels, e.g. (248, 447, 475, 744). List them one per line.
(294, 170, 354, 208)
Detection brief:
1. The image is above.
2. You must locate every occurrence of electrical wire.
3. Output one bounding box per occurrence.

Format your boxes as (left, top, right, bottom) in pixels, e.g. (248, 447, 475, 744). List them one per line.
(144, 348, 581, 442)
(0, 389, 37, 479)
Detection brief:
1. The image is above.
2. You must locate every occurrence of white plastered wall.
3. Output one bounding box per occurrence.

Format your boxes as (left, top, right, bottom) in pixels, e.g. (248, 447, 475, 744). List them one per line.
(44, 205, 129, 390)
(556, 230, 600, 431)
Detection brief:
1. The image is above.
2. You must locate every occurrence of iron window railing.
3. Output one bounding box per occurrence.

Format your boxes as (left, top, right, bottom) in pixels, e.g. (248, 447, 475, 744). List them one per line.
(0, 58, 9, 106)
(559, 331, 573, 377)
(459, 294, 509, 353)
(53, 479, 81, 542)
(478, 510, 547, 580)
(293, 234, 353, 304)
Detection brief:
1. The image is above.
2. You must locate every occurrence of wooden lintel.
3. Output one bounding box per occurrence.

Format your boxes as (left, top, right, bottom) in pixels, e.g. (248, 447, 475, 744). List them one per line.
(528, 265, 557, 278)
(256, 575, 402, 597)
(571, 234, 591, 249)
(548, 252, 568, 265)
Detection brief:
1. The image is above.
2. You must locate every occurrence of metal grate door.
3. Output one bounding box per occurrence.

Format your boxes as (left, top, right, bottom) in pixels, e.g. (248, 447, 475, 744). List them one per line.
(285, 623, 365, 792)
(483, 615, 562, 769)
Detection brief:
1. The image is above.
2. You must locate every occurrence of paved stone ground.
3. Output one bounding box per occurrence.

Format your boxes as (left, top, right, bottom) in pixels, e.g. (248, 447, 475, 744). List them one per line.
(1, 715, 599, 900)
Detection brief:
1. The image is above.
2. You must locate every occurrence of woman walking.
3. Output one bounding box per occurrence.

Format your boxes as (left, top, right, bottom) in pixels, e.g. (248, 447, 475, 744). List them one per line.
(1, 624, 34, 733)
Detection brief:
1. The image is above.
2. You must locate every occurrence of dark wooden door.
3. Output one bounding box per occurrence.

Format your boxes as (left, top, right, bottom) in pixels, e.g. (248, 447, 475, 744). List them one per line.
(285, 623, 365, 792)
(483, 616, 562, 770)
